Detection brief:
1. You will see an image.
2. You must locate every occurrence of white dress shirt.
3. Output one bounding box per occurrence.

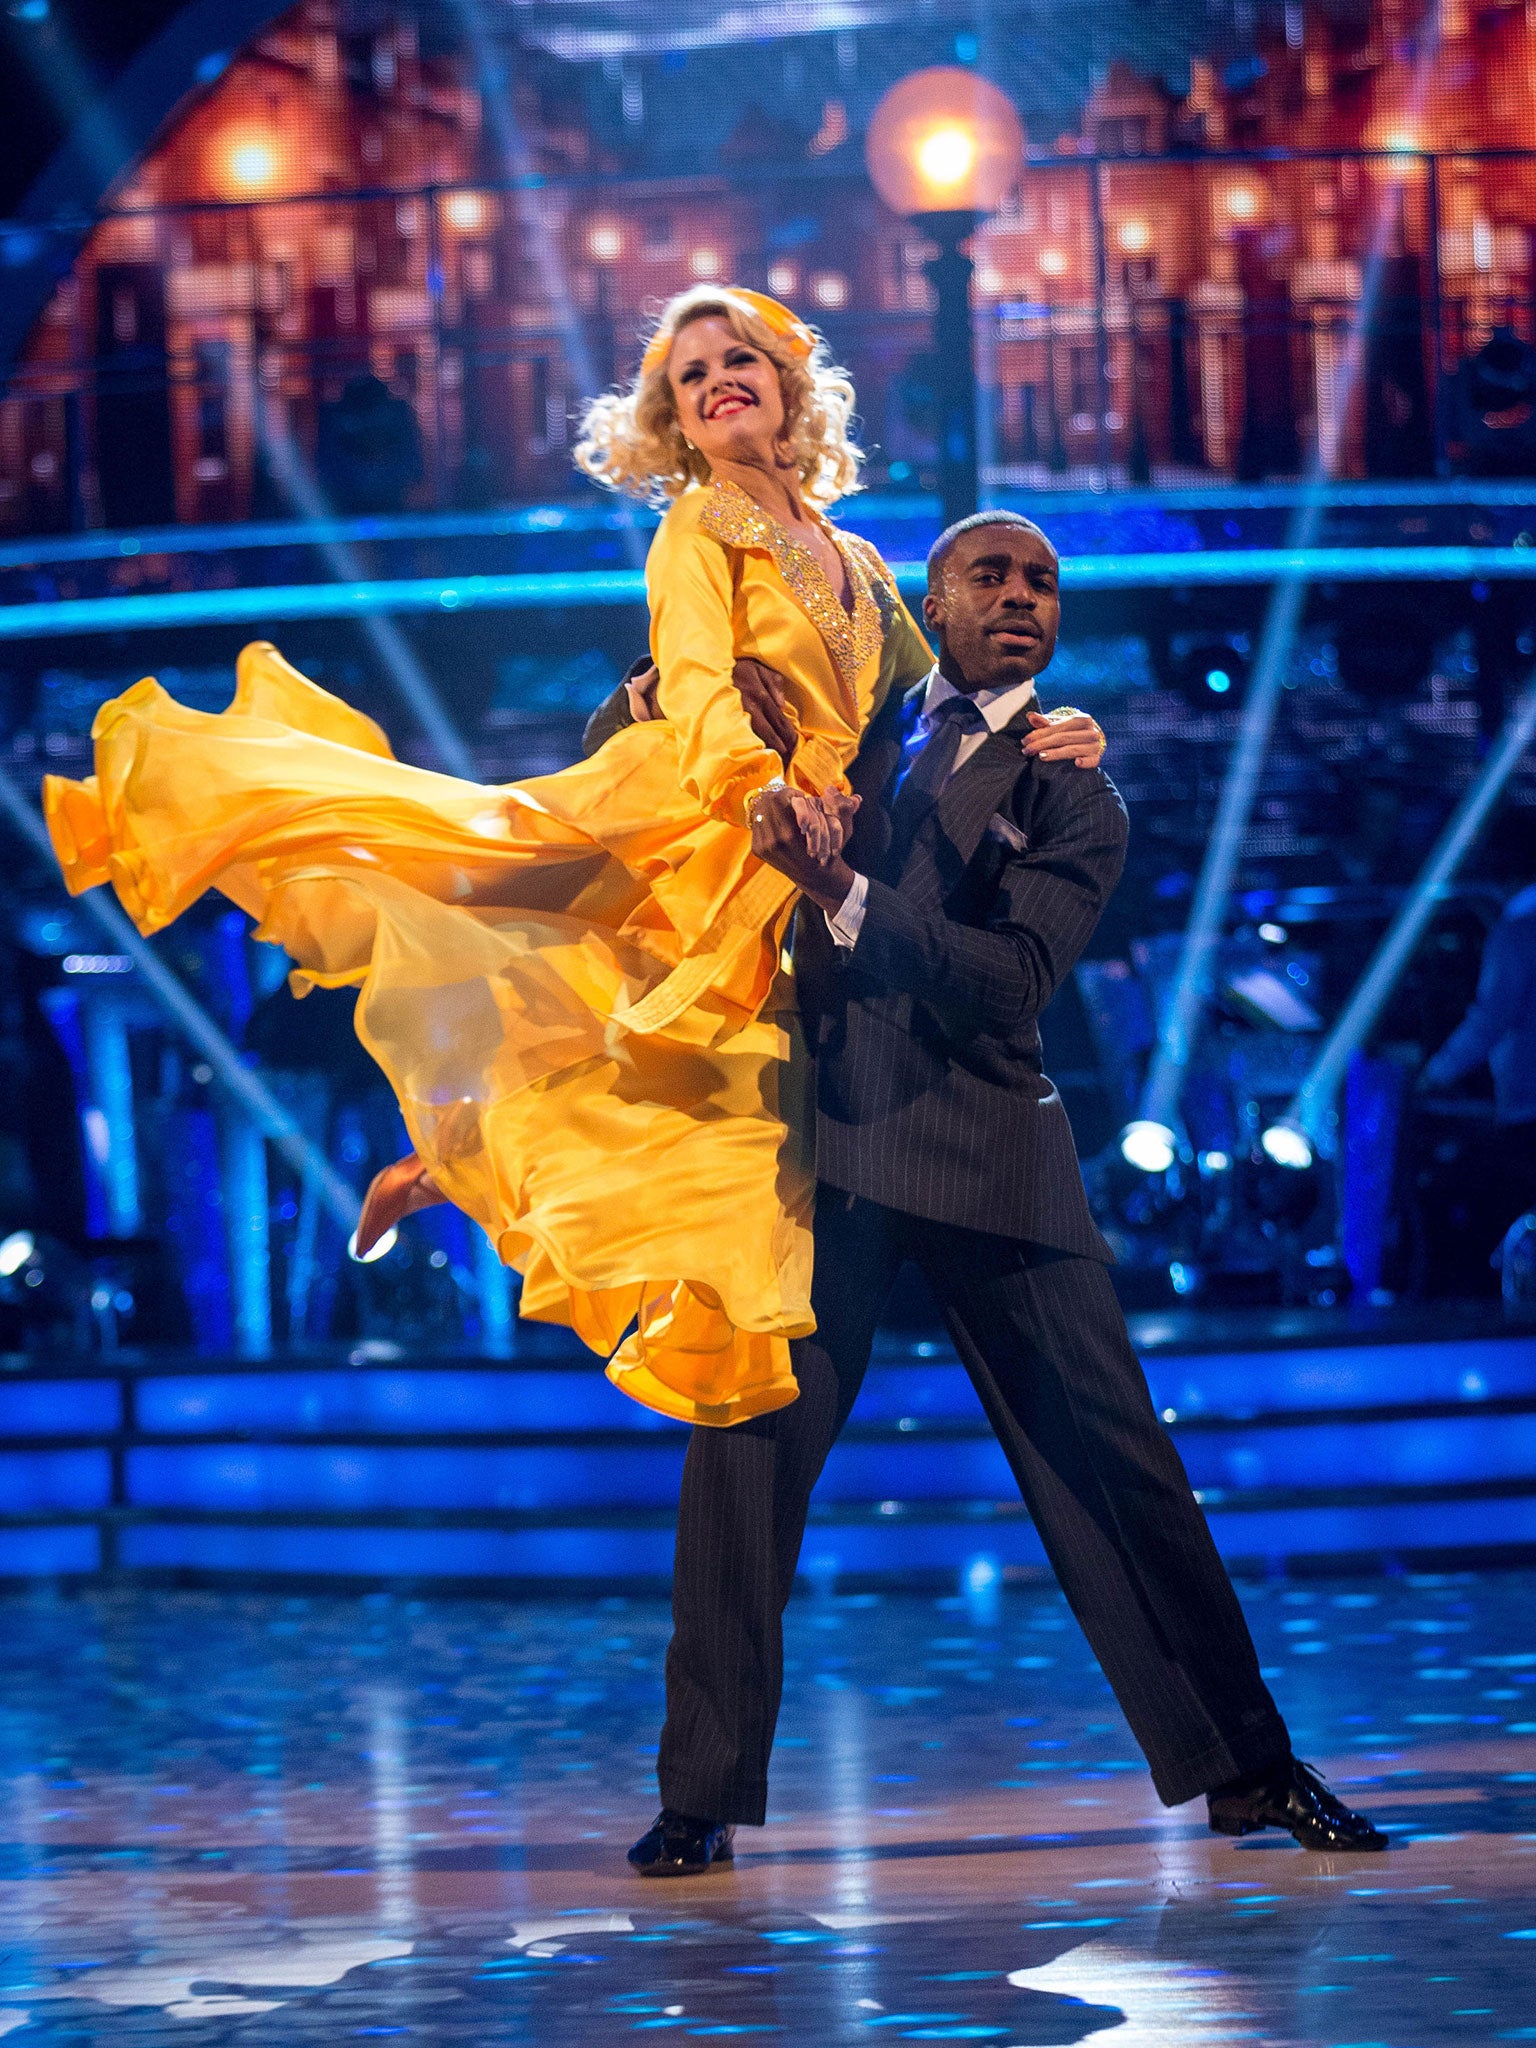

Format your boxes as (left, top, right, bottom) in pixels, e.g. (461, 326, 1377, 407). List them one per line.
(826, 666, 1038, 949)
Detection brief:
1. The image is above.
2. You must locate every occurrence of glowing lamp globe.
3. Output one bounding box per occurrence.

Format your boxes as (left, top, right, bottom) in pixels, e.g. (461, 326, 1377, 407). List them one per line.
(865, 67, 1024, 219)
(219, 129, 280, 196)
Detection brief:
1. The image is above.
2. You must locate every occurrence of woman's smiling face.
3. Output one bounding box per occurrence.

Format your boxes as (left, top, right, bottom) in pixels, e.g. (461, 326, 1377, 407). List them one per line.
(667, 316, 787, 467)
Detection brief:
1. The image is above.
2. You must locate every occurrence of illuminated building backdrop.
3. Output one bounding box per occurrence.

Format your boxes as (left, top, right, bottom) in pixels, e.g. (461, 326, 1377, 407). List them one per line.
(5, 0, 1536, 532)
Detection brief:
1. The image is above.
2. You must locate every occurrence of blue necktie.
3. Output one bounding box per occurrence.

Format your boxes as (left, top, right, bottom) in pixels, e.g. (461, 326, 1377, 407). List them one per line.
(889, 694, 988, 854)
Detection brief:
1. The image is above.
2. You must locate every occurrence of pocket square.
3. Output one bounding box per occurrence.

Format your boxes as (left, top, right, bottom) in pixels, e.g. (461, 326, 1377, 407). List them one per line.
(985, 814, 1029, 851)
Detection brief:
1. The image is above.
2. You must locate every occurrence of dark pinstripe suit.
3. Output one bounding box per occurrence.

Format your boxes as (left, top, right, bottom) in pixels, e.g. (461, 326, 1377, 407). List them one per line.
(658, 679, 1292, 1823)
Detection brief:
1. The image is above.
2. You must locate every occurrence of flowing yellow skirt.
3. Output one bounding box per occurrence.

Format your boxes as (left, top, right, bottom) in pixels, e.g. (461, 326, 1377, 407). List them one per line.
(44, 642, 820, 1425)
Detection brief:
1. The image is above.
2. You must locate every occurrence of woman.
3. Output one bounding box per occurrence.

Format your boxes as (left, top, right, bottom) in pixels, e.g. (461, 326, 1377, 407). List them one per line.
(44, 284, 1102, 1426)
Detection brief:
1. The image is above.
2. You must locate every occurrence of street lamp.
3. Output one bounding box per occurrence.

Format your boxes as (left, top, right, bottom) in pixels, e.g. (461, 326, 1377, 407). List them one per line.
(866, 67, 1025, 528)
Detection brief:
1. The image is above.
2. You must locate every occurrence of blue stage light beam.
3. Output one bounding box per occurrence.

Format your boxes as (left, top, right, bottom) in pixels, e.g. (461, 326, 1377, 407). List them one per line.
(257, 401, 476, 779)
(8, 482, 1536, 577)
(1264, 667, 1536, 1168)
(1125, 8, 1450, 1167)
(448, 0, 647, 574)
(5, 546, 1536, 644)
(0, 763, 361, 1237)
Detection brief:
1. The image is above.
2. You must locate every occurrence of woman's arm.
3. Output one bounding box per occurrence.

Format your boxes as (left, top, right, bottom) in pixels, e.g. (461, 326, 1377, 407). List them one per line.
(646, 515, 786, 827)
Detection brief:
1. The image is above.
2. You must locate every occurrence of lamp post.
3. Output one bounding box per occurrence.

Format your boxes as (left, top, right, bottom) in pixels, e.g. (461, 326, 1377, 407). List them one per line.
(865, 68, 1024, 530)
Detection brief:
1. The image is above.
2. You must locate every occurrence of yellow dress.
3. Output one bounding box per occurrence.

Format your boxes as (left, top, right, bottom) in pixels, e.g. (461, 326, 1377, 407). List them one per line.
(44, 479, 935, 1425)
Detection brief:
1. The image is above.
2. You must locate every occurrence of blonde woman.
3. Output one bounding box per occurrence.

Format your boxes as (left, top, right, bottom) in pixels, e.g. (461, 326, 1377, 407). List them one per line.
(44, 285, 1100, 1426)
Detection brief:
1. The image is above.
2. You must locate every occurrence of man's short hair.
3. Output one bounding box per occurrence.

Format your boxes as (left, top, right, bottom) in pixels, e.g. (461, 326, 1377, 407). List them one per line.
(926, 509, 1058, 592)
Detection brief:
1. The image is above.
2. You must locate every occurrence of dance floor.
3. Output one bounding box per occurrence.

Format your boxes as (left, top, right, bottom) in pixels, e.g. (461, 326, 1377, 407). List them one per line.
(0, 1571, 1533, 2043)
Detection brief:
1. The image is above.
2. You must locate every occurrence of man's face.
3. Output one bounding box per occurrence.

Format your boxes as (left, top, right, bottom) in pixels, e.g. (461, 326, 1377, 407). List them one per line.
(923, 525, 1061, 695)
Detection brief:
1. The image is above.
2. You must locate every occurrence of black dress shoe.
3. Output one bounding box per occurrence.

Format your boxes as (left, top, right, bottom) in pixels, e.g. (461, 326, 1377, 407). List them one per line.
(1208, 1757, 1388, 1853)
(628, 1808, 736, 1877)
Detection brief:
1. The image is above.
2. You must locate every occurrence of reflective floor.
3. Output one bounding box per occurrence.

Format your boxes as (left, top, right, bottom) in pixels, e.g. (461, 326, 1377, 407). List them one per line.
(0, 1570, 1532, 2042)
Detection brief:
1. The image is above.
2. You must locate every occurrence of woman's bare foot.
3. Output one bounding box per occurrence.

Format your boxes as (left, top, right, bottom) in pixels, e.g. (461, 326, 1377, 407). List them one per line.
(355, 1153, 445, 1258)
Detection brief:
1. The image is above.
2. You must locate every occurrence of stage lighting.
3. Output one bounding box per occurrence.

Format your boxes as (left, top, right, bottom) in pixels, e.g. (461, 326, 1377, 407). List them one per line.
(1038, 248, 1068, 277)
(444, 190, 488, 234)
(0, 1231, 35, 1278)
(1260, 1122, 1313, 1171)
(766, 262, 798, 298)
(864, 67, 1024, 217)
(811, 271, 849, 310)
(221, 130, 280, 195)
(1120, 1120, 1177, 1174)
(586, 222, 622, 262)
(1116, 217, 1152, 255)
(689, 248, 722, 280)
(1222, 182, 1263, 223)
(348, 1224, 398, 1265)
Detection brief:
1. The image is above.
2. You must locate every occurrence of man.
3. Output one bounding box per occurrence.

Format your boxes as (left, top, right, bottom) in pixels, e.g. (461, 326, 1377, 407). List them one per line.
(608, 511, 1385, 1871)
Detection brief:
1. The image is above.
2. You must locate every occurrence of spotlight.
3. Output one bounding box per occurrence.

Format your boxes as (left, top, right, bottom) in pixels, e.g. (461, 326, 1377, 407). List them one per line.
(1116, 216, 1152, 256)
(444, 190, 488, 233)
(0, 1230, 35, 1277)
(1120, 1120, 1177, 1174)
(1257, 922, 1287, 945)
(220, 130, 280, 195)
(348, 1224, 398, 1264)
(1260, 1122, 1314, 1171)
(1165, 631, 1250, 708)
(586, 222, 623, 262)
(1037, 248, 1068, 278)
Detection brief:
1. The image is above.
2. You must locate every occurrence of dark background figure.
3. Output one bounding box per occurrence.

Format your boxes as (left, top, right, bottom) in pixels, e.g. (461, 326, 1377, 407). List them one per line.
(1447, 327, 1536, 479)
(1413, 881, 1536, 1296)
(315, 374, 425, 515)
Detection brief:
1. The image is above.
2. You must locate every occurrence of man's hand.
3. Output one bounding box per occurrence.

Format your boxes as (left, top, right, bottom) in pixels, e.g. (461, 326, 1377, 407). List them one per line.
(1023, 706, 1106, 769)
(733, 659, 798, 764)
(748, 784, 857, 914)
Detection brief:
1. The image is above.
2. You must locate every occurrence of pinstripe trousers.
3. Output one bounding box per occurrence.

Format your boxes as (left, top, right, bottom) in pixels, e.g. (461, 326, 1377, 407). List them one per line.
(658, 1188, 1291, 1823)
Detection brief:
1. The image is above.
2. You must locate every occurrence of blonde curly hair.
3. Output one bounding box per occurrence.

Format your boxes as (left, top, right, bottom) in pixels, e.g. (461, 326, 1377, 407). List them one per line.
(574, 284, 864, 510)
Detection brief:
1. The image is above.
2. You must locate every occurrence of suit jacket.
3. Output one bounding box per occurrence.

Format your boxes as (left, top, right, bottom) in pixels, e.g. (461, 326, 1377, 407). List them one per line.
(797, 679, 1127, 1257)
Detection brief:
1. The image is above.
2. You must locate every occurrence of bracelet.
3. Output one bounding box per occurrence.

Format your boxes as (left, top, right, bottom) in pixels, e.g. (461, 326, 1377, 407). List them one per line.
(746, 776, 787, 828)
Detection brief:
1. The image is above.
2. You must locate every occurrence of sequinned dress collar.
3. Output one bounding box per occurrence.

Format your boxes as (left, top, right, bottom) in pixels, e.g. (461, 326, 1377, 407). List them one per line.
(696, 479, 885, 694)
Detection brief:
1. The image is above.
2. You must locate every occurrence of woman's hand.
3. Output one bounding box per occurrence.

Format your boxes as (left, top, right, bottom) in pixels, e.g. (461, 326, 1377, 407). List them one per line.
(820, 786, 861, 855)
(1023, 706, 1107, 769)
(785, 787, 835, 862)
(625, 661, 661, 723)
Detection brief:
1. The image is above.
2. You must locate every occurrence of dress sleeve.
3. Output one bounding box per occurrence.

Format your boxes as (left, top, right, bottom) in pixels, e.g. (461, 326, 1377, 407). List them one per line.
(646, 512, 784, 828)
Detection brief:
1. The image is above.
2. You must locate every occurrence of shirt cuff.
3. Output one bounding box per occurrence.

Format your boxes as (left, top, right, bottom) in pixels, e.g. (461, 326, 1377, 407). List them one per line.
(826, 870, 869, 950)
